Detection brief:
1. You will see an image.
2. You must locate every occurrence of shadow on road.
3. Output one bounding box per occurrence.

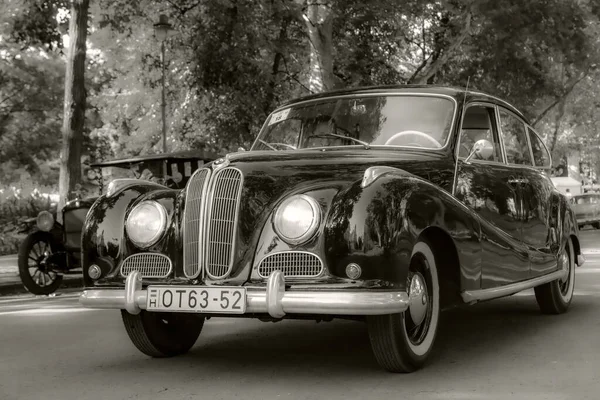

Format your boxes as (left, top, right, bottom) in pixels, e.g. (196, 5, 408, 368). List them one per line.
(91, 294, 597, 378)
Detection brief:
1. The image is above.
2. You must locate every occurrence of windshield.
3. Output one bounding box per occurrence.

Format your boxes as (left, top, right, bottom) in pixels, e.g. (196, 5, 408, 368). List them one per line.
(253, 95, 455, 151)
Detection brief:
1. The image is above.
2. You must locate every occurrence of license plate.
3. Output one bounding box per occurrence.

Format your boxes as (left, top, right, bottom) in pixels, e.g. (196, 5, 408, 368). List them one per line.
(146, 286, 246, 314)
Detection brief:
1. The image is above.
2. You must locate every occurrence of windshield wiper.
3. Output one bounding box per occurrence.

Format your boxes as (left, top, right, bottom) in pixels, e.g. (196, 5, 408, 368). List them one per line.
(311, 132, 371, 149)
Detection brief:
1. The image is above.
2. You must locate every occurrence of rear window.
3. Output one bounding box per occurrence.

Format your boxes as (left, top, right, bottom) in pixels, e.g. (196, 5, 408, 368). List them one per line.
(527, 127, 551, 168)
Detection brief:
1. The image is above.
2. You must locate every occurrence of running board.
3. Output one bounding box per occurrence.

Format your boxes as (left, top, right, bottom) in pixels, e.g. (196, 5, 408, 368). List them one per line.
(461, 267, 567, 303)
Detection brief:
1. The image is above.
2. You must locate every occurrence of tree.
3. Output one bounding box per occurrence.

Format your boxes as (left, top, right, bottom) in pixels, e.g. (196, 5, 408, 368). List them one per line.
(58, 0, 89, 218)
(305, 0, 335, 92)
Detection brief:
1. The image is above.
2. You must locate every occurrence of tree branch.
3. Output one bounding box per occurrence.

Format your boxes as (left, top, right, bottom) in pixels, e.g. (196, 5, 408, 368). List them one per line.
(279, 56, 313, 93)
(166, 0, 202, 16)
(531, 73, 588, 126)
(414, 9, 473, 84)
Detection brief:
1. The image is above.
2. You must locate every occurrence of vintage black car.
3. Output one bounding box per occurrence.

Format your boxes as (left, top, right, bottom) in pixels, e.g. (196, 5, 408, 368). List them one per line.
(79, 85, 583, 373)
(18, 150, 218, 295)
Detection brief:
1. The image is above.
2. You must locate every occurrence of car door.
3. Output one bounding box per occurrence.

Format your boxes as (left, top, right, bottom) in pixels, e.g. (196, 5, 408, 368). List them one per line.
(497, 109, 556, 278)
(521, 124, 558, 275)
(454, 103, 530, 288)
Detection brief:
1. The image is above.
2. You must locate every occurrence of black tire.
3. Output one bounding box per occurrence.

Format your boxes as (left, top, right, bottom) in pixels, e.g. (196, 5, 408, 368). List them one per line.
(121, 310, 204, 357)
(534, 239, 575, 314)
(593, 222, 600, 229)
(367, 240, 440, 373)
(18, 231, 63, 295)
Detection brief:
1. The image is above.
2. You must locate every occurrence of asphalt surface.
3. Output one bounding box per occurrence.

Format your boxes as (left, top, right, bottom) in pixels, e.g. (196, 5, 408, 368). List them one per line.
(1, 230, 600, 400)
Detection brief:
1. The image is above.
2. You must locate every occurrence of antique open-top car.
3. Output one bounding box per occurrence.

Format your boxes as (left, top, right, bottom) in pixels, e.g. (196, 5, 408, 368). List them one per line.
(18, 150, 218, 295)
(79, 85, 583, 373)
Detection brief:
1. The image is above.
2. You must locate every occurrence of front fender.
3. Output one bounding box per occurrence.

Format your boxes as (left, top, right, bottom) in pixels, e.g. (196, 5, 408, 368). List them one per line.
(81, 183, 181, 287)
(324, 173, 481, 290)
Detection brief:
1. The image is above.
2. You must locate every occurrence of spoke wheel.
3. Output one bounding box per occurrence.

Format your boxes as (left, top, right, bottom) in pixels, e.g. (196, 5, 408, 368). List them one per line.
(534, 238, 575, 314)
(367, 240, 440, 372)
(18, 231, 63, 295)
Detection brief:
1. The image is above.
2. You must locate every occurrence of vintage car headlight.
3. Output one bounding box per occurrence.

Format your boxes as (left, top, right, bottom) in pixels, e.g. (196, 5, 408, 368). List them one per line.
(125, 200, 168, 248)
(273, 194, 321, 245)
(36, 211, 54, 232)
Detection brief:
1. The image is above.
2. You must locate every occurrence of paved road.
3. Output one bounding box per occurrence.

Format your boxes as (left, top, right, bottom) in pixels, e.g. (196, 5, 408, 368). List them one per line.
(1, 231, 600, 400)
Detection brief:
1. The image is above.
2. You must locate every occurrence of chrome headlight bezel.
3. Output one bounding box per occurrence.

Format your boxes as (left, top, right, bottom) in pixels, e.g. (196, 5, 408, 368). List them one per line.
(125, 200, 168, 248)
(273, 194, 321, 245)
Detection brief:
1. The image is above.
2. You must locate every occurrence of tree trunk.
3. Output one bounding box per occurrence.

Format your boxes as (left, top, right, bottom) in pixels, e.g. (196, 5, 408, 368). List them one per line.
(58, 0, 89, 222)
(305, 0, 335, 93)
(550, 98, 566, 152)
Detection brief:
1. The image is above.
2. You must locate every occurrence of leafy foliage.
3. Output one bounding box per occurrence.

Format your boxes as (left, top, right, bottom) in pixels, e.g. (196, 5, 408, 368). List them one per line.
(2, 0, 600, 186)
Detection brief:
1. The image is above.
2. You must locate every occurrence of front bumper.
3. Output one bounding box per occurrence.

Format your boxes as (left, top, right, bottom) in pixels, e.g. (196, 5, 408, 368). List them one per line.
(79, 270, 409, 318)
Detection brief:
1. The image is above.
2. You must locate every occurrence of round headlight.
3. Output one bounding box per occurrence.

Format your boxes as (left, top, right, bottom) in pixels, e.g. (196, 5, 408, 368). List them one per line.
(273, 194, 321, 245)
(36, 211, 54, 232)
(125, 200, 168, 248)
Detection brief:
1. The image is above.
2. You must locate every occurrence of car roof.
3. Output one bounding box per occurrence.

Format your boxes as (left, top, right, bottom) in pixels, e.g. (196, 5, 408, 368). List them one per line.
(90, 150, 222, 168)
(279, 84, 527, 122)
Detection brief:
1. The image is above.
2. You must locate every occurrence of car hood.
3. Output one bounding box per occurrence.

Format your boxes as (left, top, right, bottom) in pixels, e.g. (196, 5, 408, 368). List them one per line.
(203, 148, 455, 282)
(225, 149, 454, 207)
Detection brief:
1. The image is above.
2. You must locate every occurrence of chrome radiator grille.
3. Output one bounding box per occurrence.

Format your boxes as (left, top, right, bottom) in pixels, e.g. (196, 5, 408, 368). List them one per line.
(205, 168, 243, 279)
(258, 252, 324, 278)
(182, 168, 211, 278)
(182, 166, 243, 280)
(120, 253, 172, 278)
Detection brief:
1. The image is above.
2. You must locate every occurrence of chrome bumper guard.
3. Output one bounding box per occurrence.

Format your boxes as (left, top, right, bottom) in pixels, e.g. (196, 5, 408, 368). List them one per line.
(79, 270, 409, 318)
(577, 254, 585, 267)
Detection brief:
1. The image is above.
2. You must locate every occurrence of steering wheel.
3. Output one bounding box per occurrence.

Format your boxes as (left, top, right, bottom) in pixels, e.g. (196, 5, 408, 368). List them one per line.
(384, 130, 441, 148)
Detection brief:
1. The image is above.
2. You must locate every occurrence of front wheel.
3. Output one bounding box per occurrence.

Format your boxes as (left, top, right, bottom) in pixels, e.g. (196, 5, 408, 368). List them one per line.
(534, 239, 575, 314)
(367, 240, 440, 373)
(18, 231, 63, 295)
(121, 310, 205, 357)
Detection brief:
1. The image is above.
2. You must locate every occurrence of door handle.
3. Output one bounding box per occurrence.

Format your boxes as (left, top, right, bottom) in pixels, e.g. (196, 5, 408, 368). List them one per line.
(508, 177, 528, 185)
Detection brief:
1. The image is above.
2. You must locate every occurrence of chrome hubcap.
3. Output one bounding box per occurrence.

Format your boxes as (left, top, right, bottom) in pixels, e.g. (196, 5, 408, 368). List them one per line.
(408, 272, 428, 326)
(558, 249, 569, 285)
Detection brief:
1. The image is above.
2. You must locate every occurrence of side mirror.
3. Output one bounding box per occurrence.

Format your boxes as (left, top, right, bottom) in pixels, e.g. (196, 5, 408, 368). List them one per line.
(237, 147, 246, 152)
(464, 139, 494, 164)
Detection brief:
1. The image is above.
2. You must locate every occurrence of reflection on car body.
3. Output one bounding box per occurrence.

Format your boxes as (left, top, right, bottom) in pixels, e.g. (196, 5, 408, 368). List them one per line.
(78, 85, 583, 373)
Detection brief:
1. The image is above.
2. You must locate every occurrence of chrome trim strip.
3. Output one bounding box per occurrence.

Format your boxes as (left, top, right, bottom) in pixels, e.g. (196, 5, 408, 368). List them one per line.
(257, 251, 324, 279)
(80, 270, 410, 317)
(461, 267, 566, 303)
(204, 167, 244, 279)
(120, 253, 173, 278)
(361, 166, 407, 188)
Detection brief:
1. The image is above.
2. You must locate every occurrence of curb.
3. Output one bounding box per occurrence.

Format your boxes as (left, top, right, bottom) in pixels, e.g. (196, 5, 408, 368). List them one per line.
(0, 276, 83, 297)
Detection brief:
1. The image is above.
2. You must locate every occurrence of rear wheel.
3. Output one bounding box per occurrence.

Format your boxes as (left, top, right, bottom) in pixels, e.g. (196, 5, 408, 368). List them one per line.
(534, 239, 575, 314)
(121, 310, 204, 357)
(593, 222, 600, 229)
(367, 240, 440, 373)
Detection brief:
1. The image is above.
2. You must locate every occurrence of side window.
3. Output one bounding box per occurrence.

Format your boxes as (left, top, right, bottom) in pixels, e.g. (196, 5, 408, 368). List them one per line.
(527, 127, 551, 168)
(458, 105, 502, 162)
(498, 109, 533, 166)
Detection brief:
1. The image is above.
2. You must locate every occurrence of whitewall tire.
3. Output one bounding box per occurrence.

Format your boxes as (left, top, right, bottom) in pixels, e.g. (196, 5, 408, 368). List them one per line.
(367, 240, 440, 373)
